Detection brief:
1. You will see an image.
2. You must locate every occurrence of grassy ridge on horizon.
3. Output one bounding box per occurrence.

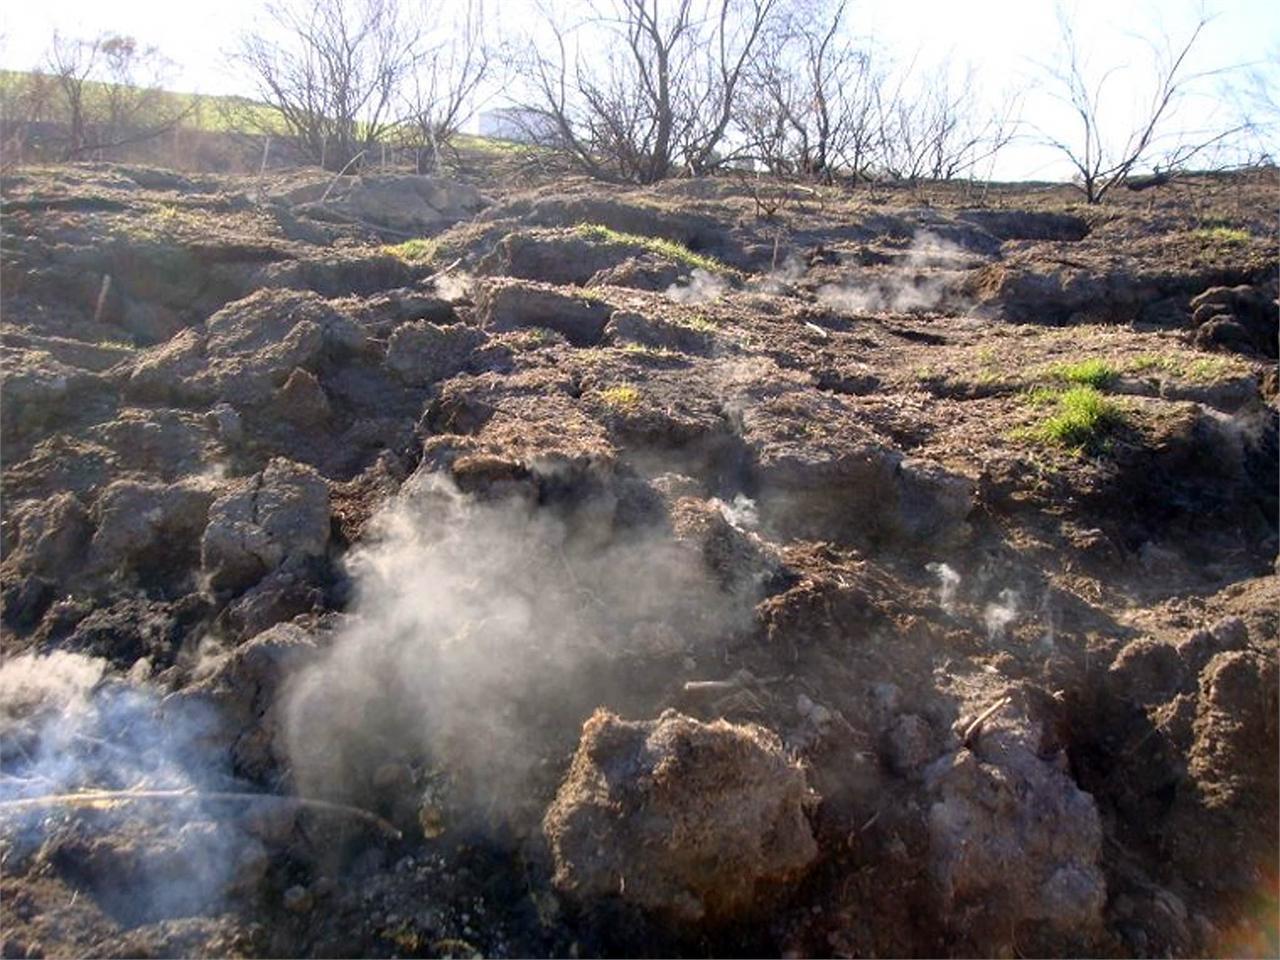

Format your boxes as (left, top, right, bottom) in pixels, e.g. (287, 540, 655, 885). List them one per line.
(0, 69, 529, 155)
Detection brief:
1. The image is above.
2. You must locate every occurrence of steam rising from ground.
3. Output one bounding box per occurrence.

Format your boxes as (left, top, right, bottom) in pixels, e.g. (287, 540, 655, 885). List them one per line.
(818, 231, 973, 314)
(0, 652, 252, 921)
(712, 493, 760, 531)
(665, 268, 728, 304)
(926, 561, 962, 614)
(434, 270, 474, 301)
(754, 255, 807, 295)
(283, 472, 751, 826)
(984, 588, 1020, 642)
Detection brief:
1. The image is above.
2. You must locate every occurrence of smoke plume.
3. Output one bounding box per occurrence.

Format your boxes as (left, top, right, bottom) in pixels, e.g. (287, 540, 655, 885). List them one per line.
(817, 231, 973, 315)
(665, 268, 728, 304)
(282, 470, 754, 831)
(0, 651, 258, 922)
(984, 588, 1020, 642)
(926, 561, 962, 614)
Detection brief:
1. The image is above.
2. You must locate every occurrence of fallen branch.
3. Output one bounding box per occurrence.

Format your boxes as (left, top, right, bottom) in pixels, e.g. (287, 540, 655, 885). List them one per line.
(0, 789, 402, 840)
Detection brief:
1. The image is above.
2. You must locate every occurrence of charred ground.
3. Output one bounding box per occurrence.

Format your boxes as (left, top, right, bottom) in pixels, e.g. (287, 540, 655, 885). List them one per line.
(0, 160, 1277, 958)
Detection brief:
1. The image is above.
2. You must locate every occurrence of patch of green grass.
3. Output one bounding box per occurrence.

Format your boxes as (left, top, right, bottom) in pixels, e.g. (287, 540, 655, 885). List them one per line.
(671, 312, 719, 333)
(1024, 385, 1061, 407)
(382, 238, 437, 263)
(599, 384, 642, 409)
(507, 328, 564, 349)
(452, 133, 544, 156)
(1025, 385, 1124, 452)
(1043, 357, 1117, 389)
(1190, 225, 1250, 244)
(1127, 352, 1242, 382)
(621, 342, 679, 358)
(574, 224, 729, 274)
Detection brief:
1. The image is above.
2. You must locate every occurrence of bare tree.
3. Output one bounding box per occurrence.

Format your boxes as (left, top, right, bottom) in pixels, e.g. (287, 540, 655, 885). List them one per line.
(740, 0, 877, 180)
(395, 0, 492, 171)
(518, 0, 781, 183)
(679, 0, 779, 174)
(237, 0, 423, 171)
(871, 58, 1019, 184)
(1227, 43, 1280, 166)
(1038, 8, 1243, 203)
(40, 32, 189, 161)
(0, 68, 53, 170)
(740, 9, 1016, 186)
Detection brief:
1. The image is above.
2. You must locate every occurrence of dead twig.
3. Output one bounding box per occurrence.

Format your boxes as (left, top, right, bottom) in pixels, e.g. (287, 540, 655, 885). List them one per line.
(962, 695, 1011, 750)
(421, 257, 464, 285)
(0, 789, 402, 840)
(320, 150, 367, 203)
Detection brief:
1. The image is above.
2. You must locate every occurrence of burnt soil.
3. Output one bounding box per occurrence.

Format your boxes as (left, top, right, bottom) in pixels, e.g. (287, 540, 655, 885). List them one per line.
(1, 160, 1277, 958)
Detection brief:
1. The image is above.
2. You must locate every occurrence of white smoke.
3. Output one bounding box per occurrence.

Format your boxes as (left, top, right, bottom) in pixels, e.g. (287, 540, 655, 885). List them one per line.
(926, 561, 962, 614)
(984, 588, 1020, 642)
(0, 652, 257, 922)
(754, 255, 806, 294)
(282, 471, 754, 829)
(434, 270, 474, 301)
(817, 231, 972, 315)
(665, 268, 728, 304)
(712, 493, 760, 531)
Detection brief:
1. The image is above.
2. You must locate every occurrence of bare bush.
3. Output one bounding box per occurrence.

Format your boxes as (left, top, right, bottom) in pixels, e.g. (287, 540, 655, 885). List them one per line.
(0, 70, 53, 170)
(237, 0, 423, 171)
(518, 0, 780, 183)
(40, 32, 190, 161)
(739, 0, 882, 180)
(394, 0, 492, 172)
(1038, 8, 1246, 203)
(736, 4, 1016, 185)
(873, 58, 1020, 184)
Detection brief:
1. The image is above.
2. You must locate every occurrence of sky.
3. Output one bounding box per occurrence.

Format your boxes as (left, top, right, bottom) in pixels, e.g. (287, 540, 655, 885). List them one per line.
(1, 0, 1275, 180)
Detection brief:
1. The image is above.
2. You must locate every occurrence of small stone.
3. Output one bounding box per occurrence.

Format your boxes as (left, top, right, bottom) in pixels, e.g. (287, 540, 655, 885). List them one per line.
(796, 694, 814, 717)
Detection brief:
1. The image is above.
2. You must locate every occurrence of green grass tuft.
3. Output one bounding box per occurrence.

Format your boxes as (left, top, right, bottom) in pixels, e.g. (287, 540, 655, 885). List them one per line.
(1029, 385, 1124, 451)
(382, 238, 437, 263)
(599, 384, 642, 408)
(621, 342, 680, 358)
(1044, 358, 1117, 389)
(1190, 226, 1251, 244)
(573, 224, 729, 274)
(671, 312, 720, 333)
(1127, 352, 1242, 382)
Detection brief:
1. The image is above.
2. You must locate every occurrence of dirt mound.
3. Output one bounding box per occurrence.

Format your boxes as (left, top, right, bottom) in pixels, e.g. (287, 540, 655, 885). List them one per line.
(1, 162, 1276, 959)
(1190, 282, 1279, 358)
(277, 173, 486, 234)
(544, 708, 818, 923)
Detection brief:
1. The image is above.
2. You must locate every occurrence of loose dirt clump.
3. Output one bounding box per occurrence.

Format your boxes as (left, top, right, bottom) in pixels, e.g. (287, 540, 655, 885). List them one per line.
(544, 708, 818, 924)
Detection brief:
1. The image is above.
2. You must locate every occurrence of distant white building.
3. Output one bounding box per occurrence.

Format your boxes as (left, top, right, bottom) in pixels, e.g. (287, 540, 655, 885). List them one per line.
(477, 108, 558, 145)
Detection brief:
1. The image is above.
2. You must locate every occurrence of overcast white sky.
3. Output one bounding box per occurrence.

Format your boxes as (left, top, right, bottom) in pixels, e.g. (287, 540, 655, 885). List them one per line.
(1, 0, 1275, 179)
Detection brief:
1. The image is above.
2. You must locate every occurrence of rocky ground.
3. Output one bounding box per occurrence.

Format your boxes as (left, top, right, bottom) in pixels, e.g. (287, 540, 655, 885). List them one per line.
(0, 158, 1277, 958)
